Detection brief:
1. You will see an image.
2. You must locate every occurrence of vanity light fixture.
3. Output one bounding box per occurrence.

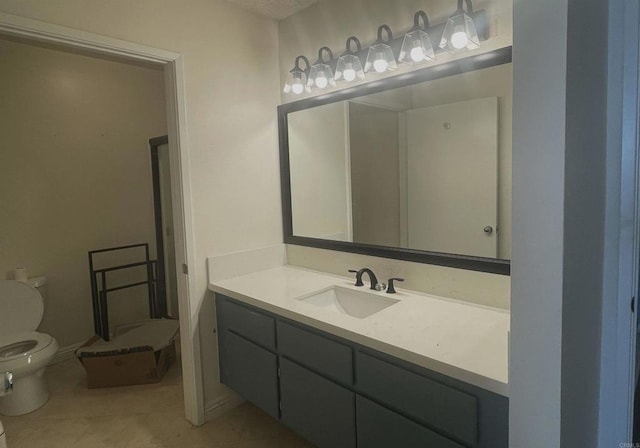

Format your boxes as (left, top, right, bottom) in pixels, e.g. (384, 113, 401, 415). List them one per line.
(364, 25, 398, 74)
(439, 0, 480, 52)
(335, 37, 365, 83)
(282, 6, 489, 95)
(283, 55, 311, 95)
(307, 47, 337, 90)
(399, 11, 435, 64)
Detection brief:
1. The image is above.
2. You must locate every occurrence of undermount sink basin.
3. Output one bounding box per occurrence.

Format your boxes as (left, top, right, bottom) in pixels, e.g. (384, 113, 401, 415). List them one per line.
(296, 286, 399, 319)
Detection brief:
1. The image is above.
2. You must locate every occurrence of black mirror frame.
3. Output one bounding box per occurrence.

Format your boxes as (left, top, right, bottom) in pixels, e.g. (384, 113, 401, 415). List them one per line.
(278, 46, 512, 276)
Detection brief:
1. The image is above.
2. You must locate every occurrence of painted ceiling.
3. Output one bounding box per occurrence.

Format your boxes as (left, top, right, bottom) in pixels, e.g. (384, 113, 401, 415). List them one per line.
(223, 0, 318, 20)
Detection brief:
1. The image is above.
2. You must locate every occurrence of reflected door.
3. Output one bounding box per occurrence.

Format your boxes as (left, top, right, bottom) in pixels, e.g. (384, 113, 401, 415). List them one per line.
(406, 97, 498, 258)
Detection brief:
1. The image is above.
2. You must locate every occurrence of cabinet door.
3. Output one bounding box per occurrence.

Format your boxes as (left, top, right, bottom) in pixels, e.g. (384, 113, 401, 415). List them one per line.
(278, 321, 353, 385)
(356, 352, 477, 445)
(280, 358, 356, 448)
(220, 331, 279, 418)
(356, 395, 464, 448)
(217, 296, 276, 350)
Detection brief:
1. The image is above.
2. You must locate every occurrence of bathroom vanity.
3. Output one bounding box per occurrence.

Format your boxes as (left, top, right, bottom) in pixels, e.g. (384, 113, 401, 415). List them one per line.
(210, 265, 509, 448)
(211, 43, 514, 448)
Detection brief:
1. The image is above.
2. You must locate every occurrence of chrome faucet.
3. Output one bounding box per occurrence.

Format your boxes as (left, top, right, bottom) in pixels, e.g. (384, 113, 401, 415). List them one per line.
(348, 268, 381, 290)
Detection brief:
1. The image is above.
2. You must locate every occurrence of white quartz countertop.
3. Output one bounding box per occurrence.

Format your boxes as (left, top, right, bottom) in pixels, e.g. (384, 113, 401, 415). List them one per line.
(209, 265, 509, 397)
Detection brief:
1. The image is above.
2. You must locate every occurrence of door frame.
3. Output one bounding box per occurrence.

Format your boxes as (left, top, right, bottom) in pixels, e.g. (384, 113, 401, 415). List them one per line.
(600, 0, 640, 443)
(149, 135, 169, 318)
(0, 14, 205, 424)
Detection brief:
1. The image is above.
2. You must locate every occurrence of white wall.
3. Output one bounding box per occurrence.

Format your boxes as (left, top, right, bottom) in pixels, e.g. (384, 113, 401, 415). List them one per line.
(560, 0, 609, 445)
(511, 0, 613, 445)
(0, 37, 166, 349)
(510, 0, 566, 442)
(0, 0, 282, 413)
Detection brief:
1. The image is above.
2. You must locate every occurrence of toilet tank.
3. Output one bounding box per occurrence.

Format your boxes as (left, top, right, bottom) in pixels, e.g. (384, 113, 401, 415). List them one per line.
(27, 276, 47, 300)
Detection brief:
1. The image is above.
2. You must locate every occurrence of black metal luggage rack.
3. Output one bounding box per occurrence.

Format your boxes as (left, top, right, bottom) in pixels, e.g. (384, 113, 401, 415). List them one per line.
(88, 243, 162, 341)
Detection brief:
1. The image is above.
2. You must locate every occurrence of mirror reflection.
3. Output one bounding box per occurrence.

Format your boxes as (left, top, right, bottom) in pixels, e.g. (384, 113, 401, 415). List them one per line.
(288, 62, 512, 260)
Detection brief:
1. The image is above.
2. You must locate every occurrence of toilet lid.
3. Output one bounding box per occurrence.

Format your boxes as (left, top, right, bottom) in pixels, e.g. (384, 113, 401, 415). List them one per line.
(0, 280, 44, 337)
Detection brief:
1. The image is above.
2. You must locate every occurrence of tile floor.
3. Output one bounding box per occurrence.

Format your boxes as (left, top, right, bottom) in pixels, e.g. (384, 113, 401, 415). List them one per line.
(1, 357, 314, 447)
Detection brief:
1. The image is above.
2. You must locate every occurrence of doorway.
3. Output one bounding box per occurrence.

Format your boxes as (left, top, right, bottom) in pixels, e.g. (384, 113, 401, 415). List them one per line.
(0, 14, 203, 424)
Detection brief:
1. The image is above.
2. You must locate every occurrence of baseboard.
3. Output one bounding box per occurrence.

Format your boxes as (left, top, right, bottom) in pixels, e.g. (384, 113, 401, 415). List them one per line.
(204, 392, 245, 422)
(51, 342, 84, 365)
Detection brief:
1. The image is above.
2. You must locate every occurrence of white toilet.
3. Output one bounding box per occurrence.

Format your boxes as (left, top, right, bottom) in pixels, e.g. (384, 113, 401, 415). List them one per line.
(0, 279, 58, 416)
(0, 418, 5, 448)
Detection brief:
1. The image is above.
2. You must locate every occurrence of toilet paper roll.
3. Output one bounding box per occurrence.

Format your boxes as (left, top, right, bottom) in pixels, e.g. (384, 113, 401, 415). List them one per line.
(14, 267, 28, 282)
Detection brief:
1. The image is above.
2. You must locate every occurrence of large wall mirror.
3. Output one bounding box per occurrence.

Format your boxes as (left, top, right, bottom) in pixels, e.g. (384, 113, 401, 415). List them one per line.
(279, 47, 512, 275)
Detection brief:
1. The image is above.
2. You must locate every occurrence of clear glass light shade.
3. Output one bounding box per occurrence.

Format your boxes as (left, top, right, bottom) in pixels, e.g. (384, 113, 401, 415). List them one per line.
(364, 43, 397, 74)
(399, 30, 435, 64)
(307, 63, 336, 90)
(439, 12, 480, 51)
(283, 71, 308, 95)
(334, 54, 365, 82)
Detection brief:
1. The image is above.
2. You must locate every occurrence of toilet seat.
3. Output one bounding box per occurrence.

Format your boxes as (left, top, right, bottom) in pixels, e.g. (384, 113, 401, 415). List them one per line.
(0, 332, 57, 376)
(0, 332, 53, 361)
(0, 332, 58, 380)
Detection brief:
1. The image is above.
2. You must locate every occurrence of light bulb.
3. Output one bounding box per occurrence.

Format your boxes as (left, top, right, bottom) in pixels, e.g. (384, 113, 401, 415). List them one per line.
(342, 63, 356, 82)
(343, 68, 356, 82)
(451, 28, 469, 49)
(373, 53, 388, 73)
(315, 72, 328, 89)
(410, 45, 425, 62)
(291, 80, 304, 95)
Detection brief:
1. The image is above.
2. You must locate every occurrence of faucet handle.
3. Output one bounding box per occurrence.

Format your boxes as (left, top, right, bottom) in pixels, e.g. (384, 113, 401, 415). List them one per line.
(348, 270, 364, 287)
(387, 278, 405, 294)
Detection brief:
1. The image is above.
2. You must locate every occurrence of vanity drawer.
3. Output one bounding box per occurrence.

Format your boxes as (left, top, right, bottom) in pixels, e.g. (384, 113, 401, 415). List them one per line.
(220, 331, 279, 418)
(280, 357, 356, 448)
(277, 321, 353, 385)
(356, 352, 478, 446)
(217, 296, 276, 350)
(356, 395, 464, 448)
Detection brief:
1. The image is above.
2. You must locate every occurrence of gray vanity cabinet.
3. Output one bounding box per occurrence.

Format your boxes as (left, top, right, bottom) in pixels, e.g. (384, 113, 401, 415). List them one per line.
(356, 395, 464, 448)
(215, 294, 508, 448)
(278, 321, 356, 447)
(280, 358, 356, 448)
(277, 321, 353, 384)
(356, 351, 478, 445)
(217, 298, 279, 418)
(219, 331, 279, 418)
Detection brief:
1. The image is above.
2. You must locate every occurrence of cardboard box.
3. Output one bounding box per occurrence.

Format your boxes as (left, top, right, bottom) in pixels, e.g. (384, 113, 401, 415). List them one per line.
(77, 337, 175, 388)
(76, 319, 179, 388)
